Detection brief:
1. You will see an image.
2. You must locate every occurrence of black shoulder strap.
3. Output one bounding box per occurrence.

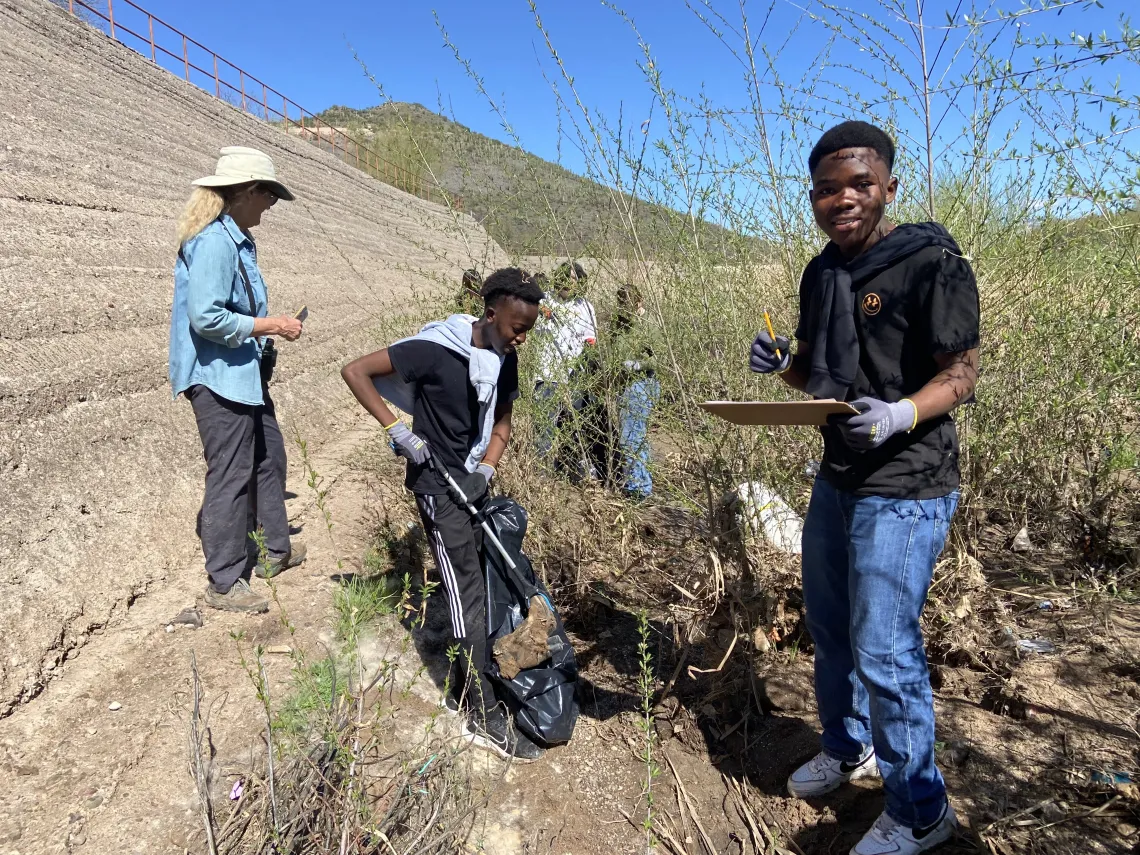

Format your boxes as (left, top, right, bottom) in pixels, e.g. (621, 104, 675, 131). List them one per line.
(234, 255, 258, 315)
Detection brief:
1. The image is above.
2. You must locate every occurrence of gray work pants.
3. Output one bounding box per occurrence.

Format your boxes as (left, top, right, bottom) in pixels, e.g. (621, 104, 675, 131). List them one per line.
(187, 384, 290, 592)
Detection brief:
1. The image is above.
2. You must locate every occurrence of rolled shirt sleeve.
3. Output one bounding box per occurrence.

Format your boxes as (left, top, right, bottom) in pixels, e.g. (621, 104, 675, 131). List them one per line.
(186, 231, 256, 348)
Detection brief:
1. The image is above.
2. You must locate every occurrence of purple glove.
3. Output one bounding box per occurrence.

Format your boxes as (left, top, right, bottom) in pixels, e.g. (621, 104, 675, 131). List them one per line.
(834, 397, 917, 450)
(387, 422, 432, 464)
(750, 331, 792, 374)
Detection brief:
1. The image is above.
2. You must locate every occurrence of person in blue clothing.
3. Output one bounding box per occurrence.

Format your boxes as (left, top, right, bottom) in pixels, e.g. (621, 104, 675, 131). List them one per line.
(611, 284, 659, 499)
(169, 147, 307, 615)
(749, 121, 980, 855)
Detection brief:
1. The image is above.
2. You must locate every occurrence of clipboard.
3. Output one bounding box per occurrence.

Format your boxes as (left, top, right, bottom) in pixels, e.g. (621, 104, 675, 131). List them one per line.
(701, 399, 859, 426)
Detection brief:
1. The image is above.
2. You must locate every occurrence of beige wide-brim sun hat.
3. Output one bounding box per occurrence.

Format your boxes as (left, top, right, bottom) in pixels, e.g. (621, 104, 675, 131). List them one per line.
(192, 146, 295, 201)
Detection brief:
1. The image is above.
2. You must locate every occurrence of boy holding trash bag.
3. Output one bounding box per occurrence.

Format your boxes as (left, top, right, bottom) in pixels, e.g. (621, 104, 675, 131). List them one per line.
(340, 268, 544, 761)
(749, 121, 979, 855)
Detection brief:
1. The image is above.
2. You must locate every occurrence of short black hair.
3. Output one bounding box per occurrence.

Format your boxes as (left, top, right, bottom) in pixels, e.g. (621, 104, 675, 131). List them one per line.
(552, 261, 587, 285)
(614, 283, 643, 335)
(617, 283, 642, 308)
(480, 267, 543, 309)
(461, 268, 482, 289)
(808, 121, 895, 174)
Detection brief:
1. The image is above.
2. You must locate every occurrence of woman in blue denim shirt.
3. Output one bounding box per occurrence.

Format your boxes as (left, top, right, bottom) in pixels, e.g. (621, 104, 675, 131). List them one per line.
(169, 147, 306, 614)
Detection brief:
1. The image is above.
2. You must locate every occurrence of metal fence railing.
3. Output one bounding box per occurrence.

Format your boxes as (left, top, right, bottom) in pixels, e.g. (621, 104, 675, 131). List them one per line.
(61, 0, 461, 210)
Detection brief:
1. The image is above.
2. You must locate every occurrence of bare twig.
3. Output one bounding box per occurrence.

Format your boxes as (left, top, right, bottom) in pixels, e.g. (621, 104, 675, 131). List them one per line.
(259, 658, 279, 835)
(658, 643, 691, 708)
(665, 751, 718, 855)
(723, 774, 774, 853)
(188, 652, 219, 855)
(687, 632, 737, 679)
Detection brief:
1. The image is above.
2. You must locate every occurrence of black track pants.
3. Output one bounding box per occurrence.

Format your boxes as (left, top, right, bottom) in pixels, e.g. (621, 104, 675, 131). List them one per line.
(415, 490, 496, 715)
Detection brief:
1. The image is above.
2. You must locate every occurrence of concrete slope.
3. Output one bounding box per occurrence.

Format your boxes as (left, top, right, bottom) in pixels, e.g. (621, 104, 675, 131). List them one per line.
(0, 0, 507, 714)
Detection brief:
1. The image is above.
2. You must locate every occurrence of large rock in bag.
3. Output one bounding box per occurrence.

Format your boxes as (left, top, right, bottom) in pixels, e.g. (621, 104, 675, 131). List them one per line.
(493, 594, 556, 679)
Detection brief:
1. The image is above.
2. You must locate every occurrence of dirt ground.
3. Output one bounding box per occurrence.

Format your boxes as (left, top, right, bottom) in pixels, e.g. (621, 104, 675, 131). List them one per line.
(2, 413, 1135, 855)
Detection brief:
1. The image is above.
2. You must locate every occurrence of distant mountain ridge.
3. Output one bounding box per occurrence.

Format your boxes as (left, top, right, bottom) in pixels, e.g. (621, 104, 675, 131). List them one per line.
(315, 101, 728, 257)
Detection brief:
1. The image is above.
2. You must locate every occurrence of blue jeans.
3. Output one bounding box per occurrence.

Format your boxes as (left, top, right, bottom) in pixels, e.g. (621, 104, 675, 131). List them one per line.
(619, 376, 659, 497)
(801, 477, 958, 828)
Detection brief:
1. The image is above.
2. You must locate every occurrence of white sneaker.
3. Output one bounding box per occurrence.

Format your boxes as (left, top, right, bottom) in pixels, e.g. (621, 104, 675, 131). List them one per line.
(787, 749, 879, 797)
(850, 804, 958, 855)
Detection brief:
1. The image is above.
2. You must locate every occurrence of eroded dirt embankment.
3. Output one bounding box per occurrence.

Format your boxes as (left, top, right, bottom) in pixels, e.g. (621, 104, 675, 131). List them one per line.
(0, 0, 505, 716)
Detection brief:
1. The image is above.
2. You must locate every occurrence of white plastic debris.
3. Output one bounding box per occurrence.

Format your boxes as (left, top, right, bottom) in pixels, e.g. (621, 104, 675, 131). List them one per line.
(1016, 638, 1057, 655)
(108, 701, 122, 711)
(1004, 627, 1056, 654)
(735, 482, 804, 554)
(1011, 526, 1033, 553)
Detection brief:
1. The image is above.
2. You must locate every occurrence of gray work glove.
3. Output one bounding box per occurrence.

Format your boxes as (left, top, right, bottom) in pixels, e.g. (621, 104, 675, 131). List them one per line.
(386, 422, 432, 464)
(834, 397, 917, 450)
(750, 330, 792, 374)
(476, 462, 495, 486)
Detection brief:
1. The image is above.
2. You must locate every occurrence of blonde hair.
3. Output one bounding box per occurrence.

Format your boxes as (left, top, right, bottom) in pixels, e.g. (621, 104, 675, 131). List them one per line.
(176, 182, 258, 245)
(176, 186, 226, 246)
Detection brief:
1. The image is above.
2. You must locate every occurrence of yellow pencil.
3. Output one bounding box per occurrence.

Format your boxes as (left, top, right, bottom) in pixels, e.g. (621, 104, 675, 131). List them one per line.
(763, 311, 782, 359)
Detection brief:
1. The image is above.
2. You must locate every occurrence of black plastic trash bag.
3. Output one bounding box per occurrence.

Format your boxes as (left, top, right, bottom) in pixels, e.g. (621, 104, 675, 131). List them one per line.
(482, 496, 579, 746)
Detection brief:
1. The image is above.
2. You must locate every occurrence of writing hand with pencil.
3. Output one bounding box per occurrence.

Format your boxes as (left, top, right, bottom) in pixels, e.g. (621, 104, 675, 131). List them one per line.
(750, 311, 792, 374)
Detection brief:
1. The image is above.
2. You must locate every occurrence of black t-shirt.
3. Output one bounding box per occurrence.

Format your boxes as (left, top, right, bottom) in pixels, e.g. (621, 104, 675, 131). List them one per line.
(387, 340, 519, 496)
(795, 243, 980, 499)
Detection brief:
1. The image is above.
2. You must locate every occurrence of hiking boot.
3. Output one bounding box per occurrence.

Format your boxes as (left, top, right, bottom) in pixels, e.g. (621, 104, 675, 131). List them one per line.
(255, 541, 307, 579)
(787, 748, 879, 797)
(850, 803, 958, 855)
(204, 579, 269, 614)
(462, 708, 545, 763)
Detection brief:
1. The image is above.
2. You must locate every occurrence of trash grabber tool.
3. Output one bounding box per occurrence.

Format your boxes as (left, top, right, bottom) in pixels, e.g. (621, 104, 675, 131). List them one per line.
(427, 458, 518, 571)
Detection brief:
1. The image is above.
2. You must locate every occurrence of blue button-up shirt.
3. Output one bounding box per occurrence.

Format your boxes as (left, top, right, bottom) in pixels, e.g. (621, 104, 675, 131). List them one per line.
(169, 215, 269, 406)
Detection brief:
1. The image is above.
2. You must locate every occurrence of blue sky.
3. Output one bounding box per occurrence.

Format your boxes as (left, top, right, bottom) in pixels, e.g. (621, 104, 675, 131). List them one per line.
(101, 0, 1136, 217)
(111, 0, 775, 165)
(109, 1, 1128, 153)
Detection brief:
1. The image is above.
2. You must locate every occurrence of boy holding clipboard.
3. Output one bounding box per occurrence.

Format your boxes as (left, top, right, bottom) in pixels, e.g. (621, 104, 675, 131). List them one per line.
(749, 121, 980, 855)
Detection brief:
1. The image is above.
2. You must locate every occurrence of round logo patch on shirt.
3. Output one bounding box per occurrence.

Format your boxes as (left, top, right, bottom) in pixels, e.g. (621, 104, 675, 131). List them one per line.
(861, 293, 882, 316)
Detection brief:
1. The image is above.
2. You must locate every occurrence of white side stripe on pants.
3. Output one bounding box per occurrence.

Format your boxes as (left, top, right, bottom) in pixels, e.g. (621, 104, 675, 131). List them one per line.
(419, 495, 466, 638)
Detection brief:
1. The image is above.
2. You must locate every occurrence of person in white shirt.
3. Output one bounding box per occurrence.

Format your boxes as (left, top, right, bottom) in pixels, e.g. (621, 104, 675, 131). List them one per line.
(533, 262, 599, 478)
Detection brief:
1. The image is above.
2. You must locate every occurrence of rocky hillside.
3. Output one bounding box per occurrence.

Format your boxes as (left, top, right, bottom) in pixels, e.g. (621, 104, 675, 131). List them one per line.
(315, 101, 734, 257)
